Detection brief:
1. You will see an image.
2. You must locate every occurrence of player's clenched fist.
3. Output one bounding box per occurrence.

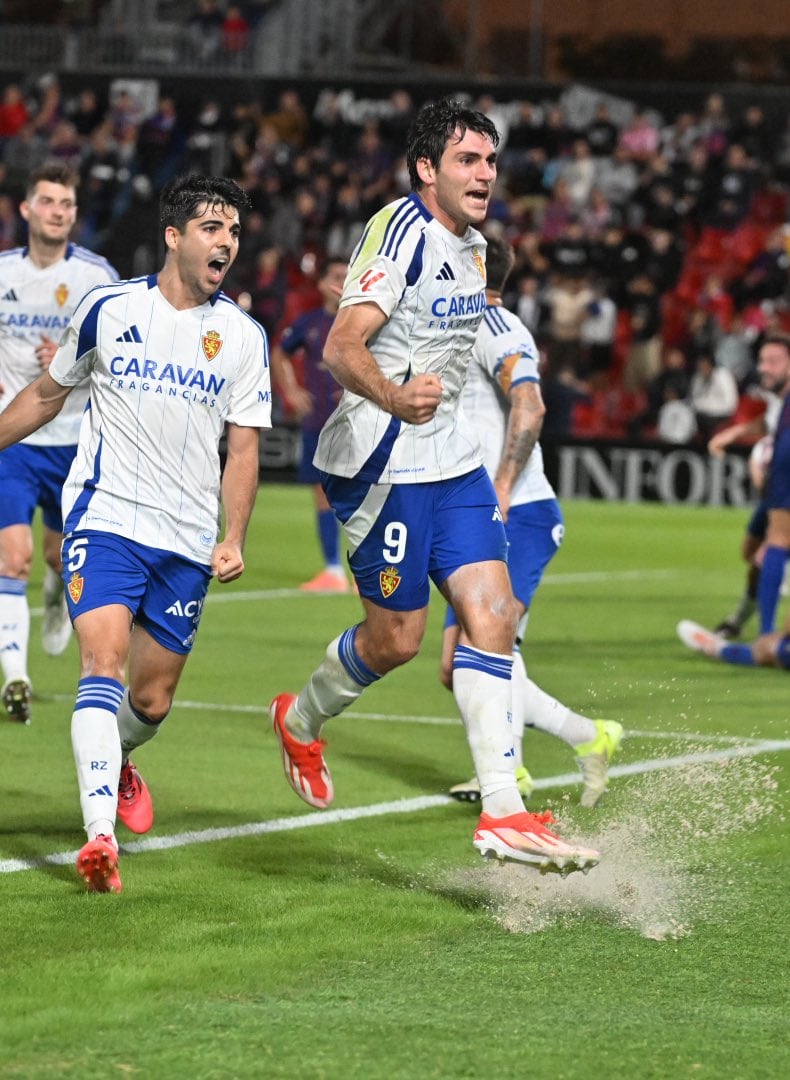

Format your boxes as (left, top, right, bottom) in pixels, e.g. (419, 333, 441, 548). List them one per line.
(388, 373, 443, 425)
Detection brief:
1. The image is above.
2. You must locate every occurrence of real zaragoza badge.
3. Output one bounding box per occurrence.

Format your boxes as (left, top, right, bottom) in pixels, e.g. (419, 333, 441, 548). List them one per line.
(67, 572, 83, 604)
(379, 566, 401, 598)
(202, 329, 223, 361)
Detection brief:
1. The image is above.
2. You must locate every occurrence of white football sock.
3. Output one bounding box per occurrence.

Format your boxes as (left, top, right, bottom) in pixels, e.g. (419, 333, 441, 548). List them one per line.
(291, 626, 380, 742)
(0, 578, 30, 683)
(516, 655, 597, 747)
(452, 644, 522, 818)
(71, 677, 125, 840)
(116, 690, 164, 761)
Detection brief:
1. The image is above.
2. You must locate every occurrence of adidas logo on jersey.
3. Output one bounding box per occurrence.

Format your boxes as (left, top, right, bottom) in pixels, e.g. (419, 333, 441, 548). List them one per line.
(435, 262, 455, 281)
(492, 506, 503, 522)
(115, 324, 143, 343)
(1, 288, 18, 300)
(88, 784, 114, 798)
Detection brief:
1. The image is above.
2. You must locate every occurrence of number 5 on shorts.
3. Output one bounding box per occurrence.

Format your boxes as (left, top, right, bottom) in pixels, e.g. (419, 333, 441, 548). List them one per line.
(65, 536, 89, 572)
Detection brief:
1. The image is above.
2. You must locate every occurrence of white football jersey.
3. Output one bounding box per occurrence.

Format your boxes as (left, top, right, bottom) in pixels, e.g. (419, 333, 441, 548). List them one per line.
(468, 302, 555, 507)
(313, 193, 488, 483)
(48, 275, 271, 564)
(0, 243, 118, 446)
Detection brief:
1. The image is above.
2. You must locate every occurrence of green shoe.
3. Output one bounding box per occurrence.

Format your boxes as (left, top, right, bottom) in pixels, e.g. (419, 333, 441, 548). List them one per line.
(575, 720, 623, 808)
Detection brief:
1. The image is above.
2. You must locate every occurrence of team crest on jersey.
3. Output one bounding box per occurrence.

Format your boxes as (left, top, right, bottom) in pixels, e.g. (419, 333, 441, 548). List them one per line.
(472, 247, 486, 281)
(379, 566, 401, 598)
(202, 329, 223, 361)
(67, 572, 84, 604)
(55, 283, 69, 307)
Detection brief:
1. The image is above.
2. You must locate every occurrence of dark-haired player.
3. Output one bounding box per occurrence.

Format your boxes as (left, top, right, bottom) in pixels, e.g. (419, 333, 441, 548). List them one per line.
(271, 99, 599, 873)
(0, 174, 271, 892)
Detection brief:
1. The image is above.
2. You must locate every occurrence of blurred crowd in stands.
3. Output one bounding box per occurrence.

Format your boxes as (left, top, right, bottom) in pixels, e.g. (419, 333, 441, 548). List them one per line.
(1, 68, 789, 445)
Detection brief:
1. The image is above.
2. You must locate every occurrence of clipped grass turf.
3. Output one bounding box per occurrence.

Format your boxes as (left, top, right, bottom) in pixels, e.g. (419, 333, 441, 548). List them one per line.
(1, 489, 788, 1078)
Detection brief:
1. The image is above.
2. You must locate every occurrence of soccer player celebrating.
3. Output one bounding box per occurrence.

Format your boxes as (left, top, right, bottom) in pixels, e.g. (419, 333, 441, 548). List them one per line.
(271, 99, 599, 874)
(0, 174, 271, 892)
(441, 237, 623, 809)
(269, 257, 351, 592)
(0, 163, 118, 723)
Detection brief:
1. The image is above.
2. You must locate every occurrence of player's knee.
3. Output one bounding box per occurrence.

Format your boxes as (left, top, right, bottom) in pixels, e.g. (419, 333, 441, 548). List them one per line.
(753, 635, 779, 667)
(127, 680, 173, 721)
(0, 547, 32, 579)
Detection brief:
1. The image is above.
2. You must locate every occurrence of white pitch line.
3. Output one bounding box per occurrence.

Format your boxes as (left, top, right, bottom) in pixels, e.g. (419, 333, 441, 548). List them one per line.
(2, 738, 788, 876)
(28, 568, 683, 618)
(33, 695, 781, 747)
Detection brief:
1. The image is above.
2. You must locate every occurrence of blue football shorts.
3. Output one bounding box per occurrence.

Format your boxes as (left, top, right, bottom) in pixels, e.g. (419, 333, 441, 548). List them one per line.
(445, 497, 564, 630)
(766, 429, 790, 511)
(321, 466, 508, 611)
(61, 530, 212, 654)
(0, 443, 76, 531)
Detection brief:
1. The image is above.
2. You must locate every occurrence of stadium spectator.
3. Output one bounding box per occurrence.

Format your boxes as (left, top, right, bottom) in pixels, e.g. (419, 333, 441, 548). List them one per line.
(544, 272, 593, 376)
(221, 4, 251, 66)
(689, 350, 739, 441)
(585, 101, 619, 159)
(560, 138, 596, 210)
(656, 387, 698, 444)
(617, 108, 660, 163)
(730, 225, 790, 310)
(0, 83, 29, 145)
(627, 346, 691, 439)
(713, 312, 758, 388)
(65, 87, 103, 142)
(264, 89, 309, 150)
(622, 272, 663, 392)
(708, 142, 760, 229)
(593, 145, 639, 214)
(186, 0, 225, 62)
(580, 277, 617, 382)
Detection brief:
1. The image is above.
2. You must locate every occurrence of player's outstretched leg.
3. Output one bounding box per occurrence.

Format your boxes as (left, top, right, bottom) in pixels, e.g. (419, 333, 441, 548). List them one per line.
(575, 720, 624, 808)
(76, 834, 122, 893)
(270, 693, 334, 808)
(116, 760, 154, 834)
(473, 810, 600, 874)
(676, 620, 726, 657)
(2, 676, 32, 724)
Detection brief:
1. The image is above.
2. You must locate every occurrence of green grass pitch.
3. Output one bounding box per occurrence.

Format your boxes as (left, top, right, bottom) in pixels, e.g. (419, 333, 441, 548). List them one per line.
(1, 487, 787, 1078)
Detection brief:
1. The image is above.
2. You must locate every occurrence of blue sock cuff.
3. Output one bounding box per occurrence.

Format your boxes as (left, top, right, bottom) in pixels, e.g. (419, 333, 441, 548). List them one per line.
(720, 643, 756, 666)
(75, 676, 125, 714)
(453, 644, 513, 681)
(338, 626, 380, 687)
(0, 576, 26, 596)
